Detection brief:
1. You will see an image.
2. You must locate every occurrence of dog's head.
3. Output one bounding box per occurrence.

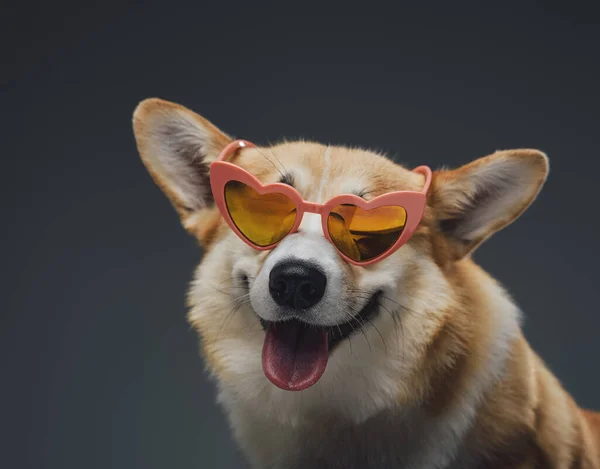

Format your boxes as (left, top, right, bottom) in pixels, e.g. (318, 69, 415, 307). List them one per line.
(133, 98, 548, 422)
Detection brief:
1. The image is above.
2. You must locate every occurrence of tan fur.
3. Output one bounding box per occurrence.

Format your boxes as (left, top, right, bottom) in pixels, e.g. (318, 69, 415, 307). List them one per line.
(133, 98, 599, 469)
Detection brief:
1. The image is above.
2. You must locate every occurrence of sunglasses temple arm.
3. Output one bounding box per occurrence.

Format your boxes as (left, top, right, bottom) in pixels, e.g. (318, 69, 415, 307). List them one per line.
(413, 165, 433, 194)
(217, 139, 257, 162)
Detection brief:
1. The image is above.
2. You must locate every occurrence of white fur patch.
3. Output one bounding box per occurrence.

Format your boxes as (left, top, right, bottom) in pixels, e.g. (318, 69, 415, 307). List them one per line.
(248, 231, 347, 326)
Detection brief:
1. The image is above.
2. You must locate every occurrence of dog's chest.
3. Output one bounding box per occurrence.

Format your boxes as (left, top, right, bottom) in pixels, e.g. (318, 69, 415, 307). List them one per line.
(235, 414, 411, 468)
(221, 392, 466, 469)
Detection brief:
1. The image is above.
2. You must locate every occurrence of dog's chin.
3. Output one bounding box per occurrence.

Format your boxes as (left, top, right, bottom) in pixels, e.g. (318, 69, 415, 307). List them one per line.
(258, 290, 382, 352)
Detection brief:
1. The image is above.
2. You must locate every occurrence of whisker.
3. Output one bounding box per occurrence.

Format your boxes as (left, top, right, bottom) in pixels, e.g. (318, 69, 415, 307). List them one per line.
(268, 147, 289, 175)
(377, 302, 402, 358)
(332, 322, 354, 356)
(335, 321, 354, 356)
(345, 305, 373, 353)
(339, 309, 361, 352)
(344, 290, 408, 359)
(366, 316, 388, 353)
(252, 145, 286, 179)
(216, 297, 252, 340)
(345, 289, 419, 316)
(221, 275, 257, 282)
(379, 294, 419, 316)
(221, 292, 251, 307)
(208, 275, 256, 297)
(210, 284, 247, 297)
(378, 304, 406, 362)
(265, 139, 290, 174)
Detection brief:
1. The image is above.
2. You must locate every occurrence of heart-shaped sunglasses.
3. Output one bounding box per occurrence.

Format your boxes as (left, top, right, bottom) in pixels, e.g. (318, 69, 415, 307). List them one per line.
(209, 140, 432, 266)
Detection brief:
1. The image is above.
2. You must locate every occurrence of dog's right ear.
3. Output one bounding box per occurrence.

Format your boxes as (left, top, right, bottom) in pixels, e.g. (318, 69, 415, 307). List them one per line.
(132, 98, 232, 224)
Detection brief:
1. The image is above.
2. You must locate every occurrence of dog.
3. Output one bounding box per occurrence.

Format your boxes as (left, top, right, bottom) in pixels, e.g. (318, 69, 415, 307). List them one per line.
(132, 98, 600, 469)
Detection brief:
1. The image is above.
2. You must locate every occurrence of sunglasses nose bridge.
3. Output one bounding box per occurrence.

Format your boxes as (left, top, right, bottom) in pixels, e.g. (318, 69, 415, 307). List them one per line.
(302, 202, 323, 214)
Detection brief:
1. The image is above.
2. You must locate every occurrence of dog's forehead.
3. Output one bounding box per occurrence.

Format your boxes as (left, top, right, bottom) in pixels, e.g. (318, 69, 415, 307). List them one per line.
(236, 142, 424, 200)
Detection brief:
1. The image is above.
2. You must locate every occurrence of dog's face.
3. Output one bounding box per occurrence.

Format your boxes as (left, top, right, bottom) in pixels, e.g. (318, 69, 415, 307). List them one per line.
(133, 98, 548, 422)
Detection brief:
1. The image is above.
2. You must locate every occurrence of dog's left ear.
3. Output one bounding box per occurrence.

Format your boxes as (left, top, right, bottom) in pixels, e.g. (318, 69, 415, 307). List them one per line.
(431, 149, 549, 260)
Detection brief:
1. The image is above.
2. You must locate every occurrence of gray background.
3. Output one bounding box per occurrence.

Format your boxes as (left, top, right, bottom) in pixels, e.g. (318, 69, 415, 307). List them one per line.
(2, 2, 599, 468)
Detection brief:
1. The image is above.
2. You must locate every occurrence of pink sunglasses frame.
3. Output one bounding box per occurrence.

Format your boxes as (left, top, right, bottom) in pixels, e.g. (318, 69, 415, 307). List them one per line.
(209, 140, 432, 266)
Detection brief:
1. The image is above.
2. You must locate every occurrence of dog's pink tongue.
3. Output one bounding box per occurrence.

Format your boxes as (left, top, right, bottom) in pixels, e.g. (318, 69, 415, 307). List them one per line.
(262, 321, 328, 391)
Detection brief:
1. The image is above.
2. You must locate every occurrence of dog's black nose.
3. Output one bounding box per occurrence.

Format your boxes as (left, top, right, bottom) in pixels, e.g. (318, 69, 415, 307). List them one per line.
(269, 261, 327, 310)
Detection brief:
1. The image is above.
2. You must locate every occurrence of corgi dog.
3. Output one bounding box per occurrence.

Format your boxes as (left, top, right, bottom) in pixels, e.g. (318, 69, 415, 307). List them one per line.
(132, 98, 600, 469)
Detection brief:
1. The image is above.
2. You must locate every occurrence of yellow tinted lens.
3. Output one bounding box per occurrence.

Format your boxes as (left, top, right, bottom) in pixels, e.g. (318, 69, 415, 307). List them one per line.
(327, 204, 407, 262)
(224, 181, 297, 247)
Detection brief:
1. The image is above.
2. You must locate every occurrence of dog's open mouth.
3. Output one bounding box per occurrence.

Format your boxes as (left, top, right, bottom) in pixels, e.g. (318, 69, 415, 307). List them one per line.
(259, 291, 381, 391)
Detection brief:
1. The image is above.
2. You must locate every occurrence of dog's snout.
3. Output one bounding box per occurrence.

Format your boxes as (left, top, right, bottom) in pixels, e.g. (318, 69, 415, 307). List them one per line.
(269, 261, 327, 310)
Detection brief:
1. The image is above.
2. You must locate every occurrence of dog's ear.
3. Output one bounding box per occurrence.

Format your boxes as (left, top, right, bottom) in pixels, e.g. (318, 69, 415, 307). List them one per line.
(132, 98, 232, 223)
(431, 149, 549, 260)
